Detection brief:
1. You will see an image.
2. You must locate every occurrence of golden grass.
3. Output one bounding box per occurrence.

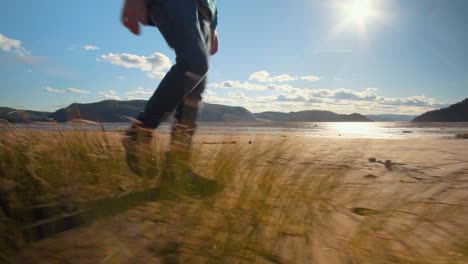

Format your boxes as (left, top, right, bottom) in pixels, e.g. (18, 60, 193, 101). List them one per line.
(1, 125, 467, 263)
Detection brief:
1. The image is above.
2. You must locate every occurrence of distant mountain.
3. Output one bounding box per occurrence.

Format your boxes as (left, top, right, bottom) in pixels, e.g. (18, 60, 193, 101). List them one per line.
(47, 100, 256, 123)
(253, 110, 372, 122)
(48, 100, 146, 123)
(1, 100, 376, 123)
(198, 103, 256, 122)
(0, 107, 51, 122)
(413, 98, 468, 122)
(366, 114, 416, 122)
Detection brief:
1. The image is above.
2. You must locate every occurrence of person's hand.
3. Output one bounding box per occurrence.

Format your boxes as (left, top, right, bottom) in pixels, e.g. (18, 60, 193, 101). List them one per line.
(210, 29, 219, 55)
(121, 0, 148, 35)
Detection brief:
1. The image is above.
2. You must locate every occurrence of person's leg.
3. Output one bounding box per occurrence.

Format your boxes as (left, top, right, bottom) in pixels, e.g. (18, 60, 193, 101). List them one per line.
(124, 0, 211, 175)
(137, 0, 211, 129)
(170, 77, 206, 155)
(169, 10, 212, 155)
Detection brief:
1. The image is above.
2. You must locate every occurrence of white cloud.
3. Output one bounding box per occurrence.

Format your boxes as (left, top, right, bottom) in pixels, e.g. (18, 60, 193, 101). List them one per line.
(125, 87, 153, 100)
(203, 93, 227, 104)
(266, 84, 299, 93)
(209, 80, 268, 91)
(127, 96, 145, 101)
(0, 33, 30, 56)
(228, 91, 250, 101)
(206, 75, 447, 114)
(99, 90, 120, 100)
(300, 76, 322, 82)
(249, 71, 296, 83)
(66, 88, 90, 94)
(248, 70, 322, 83)
(117, 76, 126, 80)
(332, 88, 378, 101)
(41, 86, 91, 94)
(258, 93, 309, 102)
(83, 45, 100, 51)
(379, 95, 445, 108)
(146, 71, 166, 79)
(42, 87, 65, 93)
(204, 91, 254, 106)
(98, 52, 171, 80)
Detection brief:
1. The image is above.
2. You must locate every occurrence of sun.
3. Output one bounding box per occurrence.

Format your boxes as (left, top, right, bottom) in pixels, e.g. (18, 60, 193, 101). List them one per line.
(345, 0, 373, 25)
(332, 0, 380, 37)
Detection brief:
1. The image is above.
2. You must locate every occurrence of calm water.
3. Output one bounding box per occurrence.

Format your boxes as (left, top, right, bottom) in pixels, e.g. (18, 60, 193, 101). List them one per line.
(3, 122, 468, 139)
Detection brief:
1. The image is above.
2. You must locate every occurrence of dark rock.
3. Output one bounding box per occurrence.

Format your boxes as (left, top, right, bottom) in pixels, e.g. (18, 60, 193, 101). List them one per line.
(384, 160, 393, 170)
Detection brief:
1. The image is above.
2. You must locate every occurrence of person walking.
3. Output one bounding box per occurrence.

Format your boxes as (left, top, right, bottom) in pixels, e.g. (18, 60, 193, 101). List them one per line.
(121, 0, 218, 176)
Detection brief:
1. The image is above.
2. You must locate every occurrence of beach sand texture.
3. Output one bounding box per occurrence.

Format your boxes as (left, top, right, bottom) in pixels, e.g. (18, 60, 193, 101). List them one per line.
(4, 132, 468, 263)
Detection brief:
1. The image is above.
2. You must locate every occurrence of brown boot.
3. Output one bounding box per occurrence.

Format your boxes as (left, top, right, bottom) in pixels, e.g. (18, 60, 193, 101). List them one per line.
(122, 121, 153, 176)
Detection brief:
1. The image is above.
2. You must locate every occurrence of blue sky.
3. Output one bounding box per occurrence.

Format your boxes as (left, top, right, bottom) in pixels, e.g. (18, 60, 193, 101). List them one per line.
(1, 0, 467, 114)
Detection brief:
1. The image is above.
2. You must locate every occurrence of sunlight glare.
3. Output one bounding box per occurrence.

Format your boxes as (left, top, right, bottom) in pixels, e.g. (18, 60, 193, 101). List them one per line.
(330, 122, 379, 137)
(345, 0, 373, 25)
(332, 0, 382, 37)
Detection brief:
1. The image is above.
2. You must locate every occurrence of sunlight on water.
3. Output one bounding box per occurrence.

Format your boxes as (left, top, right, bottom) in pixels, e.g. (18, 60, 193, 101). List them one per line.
(328, 122, 380, 136)
(3, 122, 468, 139)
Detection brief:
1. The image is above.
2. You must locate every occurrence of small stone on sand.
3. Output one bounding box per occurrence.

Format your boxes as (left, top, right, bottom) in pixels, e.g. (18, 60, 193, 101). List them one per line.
(384, 160, 393, 170)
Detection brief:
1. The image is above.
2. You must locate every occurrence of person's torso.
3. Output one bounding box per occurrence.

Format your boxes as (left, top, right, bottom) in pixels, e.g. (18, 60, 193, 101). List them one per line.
(198, 0, 216, 18)
(145, 0, 217, 28)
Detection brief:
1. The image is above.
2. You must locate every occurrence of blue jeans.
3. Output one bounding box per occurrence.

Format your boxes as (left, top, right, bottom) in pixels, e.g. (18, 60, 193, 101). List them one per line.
(138, 0, 212, 148)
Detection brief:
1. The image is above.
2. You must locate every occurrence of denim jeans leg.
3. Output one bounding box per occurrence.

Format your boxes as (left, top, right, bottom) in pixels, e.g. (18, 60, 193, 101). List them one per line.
(170, 14, 211, 151)
(137, 0, 211, 129)
(170, 76, 207, 152)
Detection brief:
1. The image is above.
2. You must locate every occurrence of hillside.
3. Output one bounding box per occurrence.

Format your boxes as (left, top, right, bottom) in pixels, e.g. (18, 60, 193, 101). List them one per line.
(366, 114, 416, 122)
(198, 103, 256, 122)
(47, 100, 256, 123)
(1, 101, 383, 123)
(0, 107, 51, 122)
(413, 98, 468, 122)
(254, 110, 372, 122)
(48, 100, 146, 123)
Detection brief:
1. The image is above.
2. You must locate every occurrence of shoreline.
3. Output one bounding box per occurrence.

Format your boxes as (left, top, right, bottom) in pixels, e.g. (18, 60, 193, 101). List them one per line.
(2, 121, 468, 140)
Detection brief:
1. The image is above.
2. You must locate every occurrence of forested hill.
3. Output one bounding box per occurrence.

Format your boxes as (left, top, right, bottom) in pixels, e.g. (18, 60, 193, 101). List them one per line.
(413, 98, 468, 122)
(254, 110, 372, 122)
(47, 100, 256, 123)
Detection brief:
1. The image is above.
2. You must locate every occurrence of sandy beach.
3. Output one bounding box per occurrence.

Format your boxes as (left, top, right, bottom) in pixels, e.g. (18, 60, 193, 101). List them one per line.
(7, 132, 468, 263)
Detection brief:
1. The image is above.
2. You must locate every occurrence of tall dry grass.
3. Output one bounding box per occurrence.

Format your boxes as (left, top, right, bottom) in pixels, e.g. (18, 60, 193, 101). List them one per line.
(1, 123, 467, 263)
